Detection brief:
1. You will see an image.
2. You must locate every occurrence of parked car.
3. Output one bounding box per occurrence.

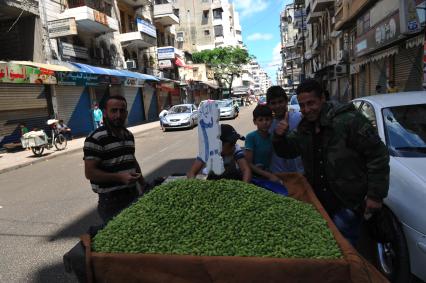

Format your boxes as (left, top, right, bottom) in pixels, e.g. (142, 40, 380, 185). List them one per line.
(288, 95, 300, 112)
(160, 104, 198, 131)
(352, 92, 426, 283)
(257, 95, 267, 105)
(217, 99, 237, 119)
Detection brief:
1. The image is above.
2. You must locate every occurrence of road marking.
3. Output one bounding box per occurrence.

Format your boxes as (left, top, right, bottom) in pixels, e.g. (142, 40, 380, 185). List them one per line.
(159, 147, 169, 153)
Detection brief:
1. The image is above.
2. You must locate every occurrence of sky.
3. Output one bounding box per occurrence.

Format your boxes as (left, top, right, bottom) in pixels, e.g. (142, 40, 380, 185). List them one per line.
(233, 0, 292, 85)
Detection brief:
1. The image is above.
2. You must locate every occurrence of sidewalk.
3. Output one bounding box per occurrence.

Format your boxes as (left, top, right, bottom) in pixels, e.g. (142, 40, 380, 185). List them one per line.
(0, 121, 160, 174)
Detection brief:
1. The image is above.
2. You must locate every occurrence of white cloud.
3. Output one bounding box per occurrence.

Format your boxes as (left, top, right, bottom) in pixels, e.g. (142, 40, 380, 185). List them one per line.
(247, 33, 273, 41)
(262, 42, 282, 84)
(234, 0, 269, 17)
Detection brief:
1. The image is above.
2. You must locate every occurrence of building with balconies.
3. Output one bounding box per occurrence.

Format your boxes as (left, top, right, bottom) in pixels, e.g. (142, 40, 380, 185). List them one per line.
(0, 0, 44, 61)
(173, 0, 243, 53)
(333, 0, 426, 100)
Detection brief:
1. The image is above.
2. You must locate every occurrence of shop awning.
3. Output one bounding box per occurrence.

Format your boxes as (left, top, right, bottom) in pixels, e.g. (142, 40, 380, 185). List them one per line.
(202, 80, 219, 89)
(10, 60, 78, 72)
(174, 57, 193, 69)
(71, 62, 160, 81)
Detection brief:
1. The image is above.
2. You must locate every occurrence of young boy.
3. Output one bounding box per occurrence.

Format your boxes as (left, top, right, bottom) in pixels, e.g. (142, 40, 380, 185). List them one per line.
(266, 86, 304, 173)
(245, 105, 281, 182)
(187, 124, 251, 183)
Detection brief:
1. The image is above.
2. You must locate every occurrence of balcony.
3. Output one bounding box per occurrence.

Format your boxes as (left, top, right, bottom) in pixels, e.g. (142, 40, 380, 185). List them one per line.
(311, 0, 334, 13)
(119, 0, 151, 7)
(306, 11, 324, 24)
(119, 18, 157, 48)
(60, 0, 118, 33)
(1, 0, 39, 16)
(154, 3, 179, 25)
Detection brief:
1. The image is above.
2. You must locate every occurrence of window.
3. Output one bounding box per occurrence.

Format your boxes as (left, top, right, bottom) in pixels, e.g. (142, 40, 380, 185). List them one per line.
(236, 30, 241, 35)
(176, 31, 184, 38)
(214, 25, 223, 37)
(204, 30, 210, 36)
(201, 0, 209, 2)
(213, 8, 222, 19)
(202, 10, 209, 24)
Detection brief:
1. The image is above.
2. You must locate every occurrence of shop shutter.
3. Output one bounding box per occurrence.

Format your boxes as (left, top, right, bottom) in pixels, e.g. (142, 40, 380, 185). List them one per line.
(55, 86, 93, 136)
(123, 87, 144, 126)
(395, 46, 423, 92)
(358, 65, 368, 98)
(143, 83, 158, 121)
(109, 85, 122, 97)
(369, 59, 386, 96)
(0, 84, 50, 146)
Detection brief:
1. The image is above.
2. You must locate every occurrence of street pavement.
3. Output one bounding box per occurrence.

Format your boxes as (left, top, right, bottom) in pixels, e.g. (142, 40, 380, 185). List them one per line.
(0, 104, 256, 282)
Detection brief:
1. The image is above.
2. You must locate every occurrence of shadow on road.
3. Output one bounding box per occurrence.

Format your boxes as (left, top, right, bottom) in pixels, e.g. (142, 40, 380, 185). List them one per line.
(32, 261, 78, 283)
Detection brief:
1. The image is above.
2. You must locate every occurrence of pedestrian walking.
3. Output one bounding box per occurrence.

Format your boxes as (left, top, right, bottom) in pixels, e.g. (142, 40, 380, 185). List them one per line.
(272, 79, 390, 246)
(92, 103, 103, 129)
(84, 96, 147, 223)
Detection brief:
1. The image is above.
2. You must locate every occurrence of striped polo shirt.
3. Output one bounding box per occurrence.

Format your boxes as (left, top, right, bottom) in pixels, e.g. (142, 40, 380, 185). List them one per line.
(83, 125, 138, 194)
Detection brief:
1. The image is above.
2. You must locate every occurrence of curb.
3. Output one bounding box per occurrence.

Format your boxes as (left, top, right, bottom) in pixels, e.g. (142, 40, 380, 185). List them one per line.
(0, 121, 160, 175)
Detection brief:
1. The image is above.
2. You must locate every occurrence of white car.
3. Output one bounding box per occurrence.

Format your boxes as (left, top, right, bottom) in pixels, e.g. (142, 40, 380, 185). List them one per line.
(160, 104, 198, 131)
(353, 92, 426, 282)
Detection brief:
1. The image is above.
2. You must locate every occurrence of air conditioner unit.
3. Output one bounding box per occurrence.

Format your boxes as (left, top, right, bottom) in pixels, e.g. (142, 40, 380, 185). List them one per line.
(337, 50, 348, 62)
(335, 63, 347, 76)
(126, 60, 137, 70)
(176, 36, 184, 42)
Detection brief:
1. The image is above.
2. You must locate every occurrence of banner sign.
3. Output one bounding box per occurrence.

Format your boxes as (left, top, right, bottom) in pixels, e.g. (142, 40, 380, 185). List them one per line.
(137, 18, 157, 38)
(61, 42, 89, 60)
(197, 101, 224, 175)
(47, 18, 77, 38)
(124, 77, 144, 87)
(159, 59, 173, 69)
(157, 47, 175, 60)
(56, 72, 110, 86)
(0, 63, 57, 84)
(400, 0, 421, 34)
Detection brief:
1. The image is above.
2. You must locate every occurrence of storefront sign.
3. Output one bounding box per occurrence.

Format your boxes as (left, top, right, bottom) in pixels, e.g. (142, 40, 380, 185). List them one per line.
(355, 12, 401, 57)
(56, 72, 109, 86)
(47, 18, 77, 38)
(61, 42, 89, 60)
(93, 10, 108, 26)
(124, 77, 144, 87)
(400, 0, 421, 34)
(157, 47, 175, 60)
(159, 60, 173, 69)
(0, 63, 56, 84)
(137, 18, 157, 38)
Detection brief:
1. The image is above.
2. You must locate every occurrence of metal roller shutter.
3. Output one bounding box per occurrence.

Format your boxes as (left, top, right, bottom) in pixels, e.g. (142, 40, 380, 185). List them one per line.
(0, 84, 50, 146)
(123, 87, 144, 126)
(358, 65, 367, 97)
(395, 46, 423, 92)
(369, 59, 386, 96)
(55, 86, 93, 136)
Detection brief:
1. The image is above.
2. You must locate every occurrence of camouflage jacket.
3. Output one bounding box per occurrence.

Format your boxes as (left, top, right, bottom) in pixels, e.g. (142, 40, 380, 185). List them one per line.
(272, 102, 390, 210)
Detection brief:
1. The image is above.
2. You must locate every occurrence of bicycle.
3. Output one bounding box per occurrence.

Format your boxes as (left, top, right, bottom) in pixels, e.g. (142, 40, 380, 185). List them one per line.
(21, 119, 68, 157)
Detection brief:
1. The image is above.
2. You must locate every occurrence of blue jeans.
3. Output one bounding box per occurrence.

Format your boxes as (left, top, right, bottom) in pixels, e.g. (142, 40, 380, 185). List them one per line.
(332, 208, 362, 246)
(94, 120, 102, 129)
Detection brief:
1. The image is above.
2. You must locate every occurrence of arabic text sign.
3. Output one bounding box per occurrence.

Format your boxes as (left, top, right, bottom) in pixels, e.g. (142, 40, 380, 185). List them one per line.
(157, 47, 175, 60)
(47, 18, 77, 38)
(137, 18, 157, 38)
(0, 63, 56, 84)
(61, 42, 89, 60)
(56, 72, 109, 86)
(198, 101, 224, 175)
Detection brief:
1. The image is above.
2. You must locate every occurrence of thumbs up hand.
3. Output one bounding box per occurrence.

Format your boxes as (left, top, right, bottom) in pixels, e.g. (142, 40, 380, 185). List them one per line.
(274, 112, 289, 136)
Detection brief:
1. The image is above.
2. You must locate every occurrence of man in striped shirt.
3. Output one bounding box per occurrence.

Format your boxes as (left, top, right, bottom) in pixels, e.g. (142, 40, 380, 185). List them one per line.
(83, 95, 146, 223)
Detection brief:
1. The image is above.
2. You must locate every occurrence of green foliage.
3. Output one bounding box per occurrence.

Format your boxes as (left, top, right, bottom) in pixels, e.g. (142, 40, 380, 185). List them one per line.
(92, 179, 342, 259)
(192, 47, 253, 90)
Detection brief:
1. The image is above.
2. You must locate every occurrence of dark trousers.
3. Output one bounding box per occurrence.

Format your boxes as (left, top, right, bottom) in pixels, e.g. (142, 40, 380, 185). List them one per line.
(97, 186, 139, 223)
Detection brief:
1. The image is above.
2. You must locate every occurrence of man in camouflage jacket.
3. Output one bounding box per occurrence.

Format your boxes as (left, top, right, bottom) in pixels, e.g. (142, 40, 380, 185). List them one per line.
(273, 79, 389, 245)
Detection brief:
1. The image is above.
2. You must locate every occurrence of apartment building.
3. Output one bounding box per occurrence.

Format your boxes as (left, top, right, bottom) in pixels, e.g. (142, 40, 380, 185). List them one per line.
(173, 0, 243, 53)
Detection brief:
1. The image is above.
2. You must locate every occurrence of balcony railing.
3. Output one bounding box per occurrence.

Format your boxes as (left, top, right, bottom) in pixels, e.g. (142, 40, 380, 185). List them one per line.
(68, 0, 111, 17)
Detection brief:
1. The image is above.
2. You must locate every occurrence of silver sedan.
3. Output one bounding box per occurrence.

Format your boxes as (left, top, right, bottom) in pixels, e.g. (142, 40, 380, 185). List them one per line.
(161, 104, 198, 132)
(353, 91, 426, 283)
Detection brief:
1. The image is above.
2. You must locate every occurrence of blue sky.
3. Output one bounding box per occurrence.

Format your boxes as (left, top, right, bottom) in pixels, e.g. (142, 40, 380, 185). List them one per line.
(233, 0, 292, 84)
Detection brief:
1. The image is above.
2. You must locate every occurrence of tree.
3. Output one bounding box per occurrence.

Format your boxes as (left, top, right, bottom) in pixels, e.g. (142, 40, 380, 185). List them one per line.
(192, 46, 253, 97)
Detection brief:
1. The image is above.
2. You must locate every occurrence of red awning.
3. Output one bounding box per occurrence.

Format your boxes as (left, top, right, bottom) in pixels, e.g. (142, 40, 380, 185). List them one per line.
(174, 57, 193, 69)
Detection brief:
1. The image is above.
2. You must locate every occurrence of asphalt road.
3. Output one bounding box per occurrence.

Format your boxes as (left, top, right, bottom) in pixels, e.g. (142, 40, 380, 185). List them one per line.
(0, 104, 256, 282)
